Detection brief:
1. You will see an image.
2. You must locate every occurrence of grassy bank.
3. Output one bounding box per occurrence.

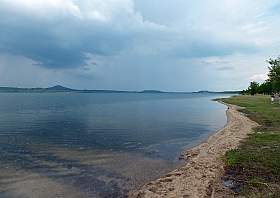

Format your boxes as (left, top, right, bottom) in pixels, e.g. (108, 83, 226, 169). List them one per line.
(220, 95, 280, 197)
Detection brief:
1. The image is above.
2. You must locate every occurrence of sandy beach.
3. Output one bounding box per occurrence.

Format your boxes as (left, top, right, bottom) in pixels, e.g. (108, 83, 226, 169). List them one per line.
(129, 103, 259, 198)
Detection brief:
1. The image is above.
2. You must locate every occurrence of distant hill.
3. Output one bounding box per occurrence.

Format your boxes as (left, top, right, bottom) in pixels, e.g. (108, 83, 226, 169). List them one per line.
(0, 85, 241, 94)
(46, 85, 75, 91)
(0, 85, 77, 93)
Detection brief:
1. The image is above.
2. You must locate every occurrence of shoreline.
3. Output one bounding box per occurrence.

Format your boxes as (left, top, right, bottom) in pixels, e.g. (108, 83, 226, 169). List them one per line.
(129, 102, 259, 198)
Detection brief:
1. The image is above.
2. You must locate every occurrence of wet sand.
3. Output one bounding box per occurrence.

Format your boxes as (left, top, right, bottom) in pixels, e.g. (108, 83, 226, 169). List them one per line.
(129, 103, 259, 198)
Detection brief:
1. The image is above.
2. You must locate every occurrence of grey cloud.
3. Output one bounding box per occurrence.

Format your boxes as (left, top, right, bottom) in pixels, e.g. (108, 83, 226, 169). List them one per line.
(0, 0, 262, 69)
(167, 37, 258, 59)
(216, 66, 234, 71)
(0, 12, 135, 68)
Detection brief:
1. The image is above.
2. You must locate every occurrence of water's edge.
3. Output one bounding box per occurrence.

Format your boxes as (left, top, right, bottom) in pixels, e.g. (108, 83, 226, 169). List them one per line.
(129, 100, 235, 197)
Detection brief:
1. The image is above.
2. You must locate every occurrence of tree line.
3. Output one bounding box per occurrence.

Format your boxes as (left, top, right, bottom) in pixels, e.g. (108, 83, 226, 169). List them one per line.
(242, 56, 280, 95)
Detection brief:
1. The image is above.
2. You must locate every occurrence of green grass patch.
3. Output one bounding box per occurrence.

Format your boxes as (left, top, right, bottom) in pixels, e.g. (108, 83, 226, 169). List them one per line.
(220, 95, 280, 197)
(224, 149, 239, 167)
(221, 95, 280, 130)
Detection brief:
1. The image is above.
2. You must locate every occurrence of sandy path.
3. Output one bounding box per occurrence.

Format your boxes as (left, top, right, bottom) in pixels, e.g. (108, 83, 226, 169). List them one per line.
(129, 103, 258, 198)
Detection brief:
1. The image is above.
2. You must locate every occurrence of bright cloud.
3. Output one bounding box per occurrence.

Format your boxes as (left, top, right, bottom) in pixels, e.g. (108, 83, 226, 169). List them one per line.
(0, 0, 82, 18)
(250, 73, 269, 82)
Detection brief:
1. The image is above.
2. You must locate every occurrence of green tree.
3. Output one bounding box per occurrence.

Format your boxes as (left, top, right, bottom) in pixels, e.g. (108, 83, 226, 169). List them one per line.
(267, 57, 280, 93)
(243, 56, 280, 95)
(248, 81, 259, 95)
(258, 81, 272, 95)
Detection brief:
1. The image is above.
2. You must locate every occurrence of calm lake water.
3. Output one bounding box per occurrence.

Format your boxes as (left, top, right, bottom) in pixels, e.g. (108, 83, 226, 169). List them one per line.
(0, 93, 230, 198)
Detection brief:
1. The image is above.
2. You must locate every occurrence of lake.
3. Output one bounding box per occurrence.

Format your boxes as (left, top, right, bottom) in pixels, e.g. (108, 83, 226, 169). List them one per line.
(0, 93, 230, 198)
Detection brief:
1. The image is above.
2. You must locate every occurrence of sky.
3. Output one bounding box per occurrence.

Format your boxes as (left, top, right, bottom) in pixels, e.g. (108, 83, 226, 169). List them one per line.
(0, 0, 280, 91)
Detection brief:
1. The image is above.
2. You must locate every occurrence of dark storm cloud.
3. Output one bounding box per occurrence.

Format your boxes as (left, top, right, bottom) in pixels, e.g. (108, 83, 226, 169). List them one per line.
(0, 11, 133, 68)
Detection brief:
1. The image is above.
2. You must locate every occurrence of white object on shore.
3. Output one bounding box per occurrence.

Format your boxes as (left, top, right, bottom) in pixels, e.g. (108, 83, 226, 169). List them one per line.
(272, 93, 280, 103)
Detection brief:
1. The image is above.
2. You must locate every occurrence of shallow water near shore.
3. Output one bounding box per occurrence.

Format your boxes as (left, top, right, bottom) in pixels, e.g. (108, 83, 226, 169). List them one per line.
(0, 93, 230, 197)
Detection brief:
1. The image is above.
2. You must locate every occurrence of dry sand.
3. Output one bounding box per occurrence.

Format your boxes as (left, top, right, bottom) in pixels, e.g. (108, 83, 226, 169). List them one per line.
(129, 103, 259, 198)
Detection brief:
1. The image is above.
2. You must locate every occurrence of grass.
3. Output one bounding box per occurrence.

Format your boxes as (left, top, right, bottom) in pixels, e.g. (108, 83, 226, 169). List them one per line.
(220, 95, 280, 197)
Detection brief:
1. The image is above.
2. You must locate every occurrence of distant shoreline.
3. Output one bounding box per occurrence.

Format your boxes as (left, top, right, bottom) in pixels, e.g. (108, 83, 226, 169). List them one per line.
(0, 85, 240, 94)
(129, 101, 258, 198)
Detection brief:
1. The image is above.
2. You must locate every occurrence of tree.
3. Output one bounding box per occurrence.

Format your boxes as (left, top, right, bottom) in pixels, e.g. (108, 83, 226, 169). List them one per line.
(267, 57, 280, 93)
(243, 56, 280, 95)
(248, 81, 259, 95)
(258, 80, 272, 95)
